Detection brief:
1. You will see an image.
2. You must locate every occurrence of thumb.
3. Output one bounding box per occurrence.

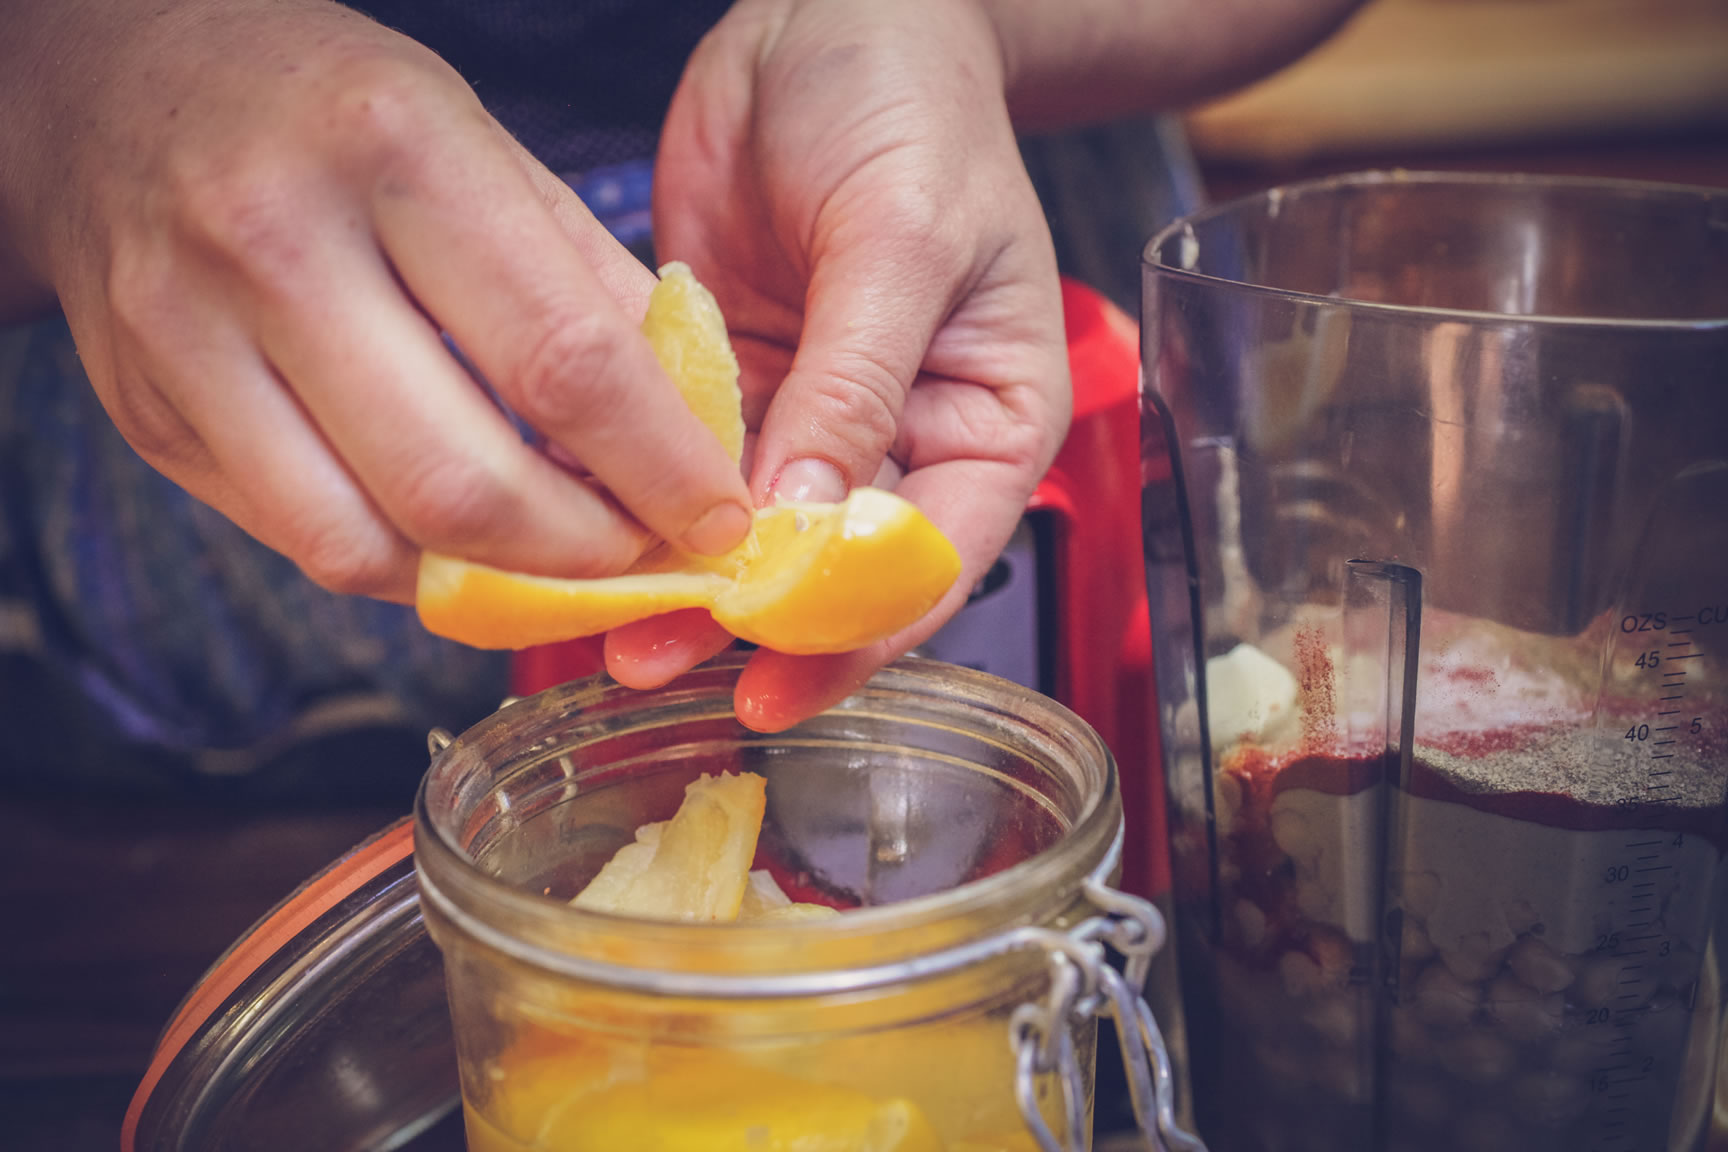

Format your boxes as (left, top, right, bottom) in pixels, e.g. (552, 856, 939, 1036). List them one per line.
(750, 243, 958, 504)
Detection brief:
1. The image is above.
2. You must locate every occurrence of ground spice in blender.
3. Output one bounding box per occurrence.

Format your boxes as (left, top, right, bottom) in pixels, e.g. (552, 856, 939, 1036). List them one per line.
(1294, 624, 1337, 755)
(1199, 653, 1725, 1152)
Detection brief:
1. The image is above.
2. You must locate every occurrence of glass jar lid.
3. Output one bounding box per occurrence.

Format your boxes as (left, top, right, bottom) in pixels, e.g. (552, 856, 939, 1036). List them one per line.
(121, 818, 463, 1151)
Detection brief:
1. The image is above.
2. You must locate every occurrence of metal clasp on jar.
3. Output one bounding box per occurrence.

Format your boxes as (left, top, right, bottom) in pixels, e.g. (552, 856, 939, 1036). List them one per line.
(1008, 832, 1208, 1152)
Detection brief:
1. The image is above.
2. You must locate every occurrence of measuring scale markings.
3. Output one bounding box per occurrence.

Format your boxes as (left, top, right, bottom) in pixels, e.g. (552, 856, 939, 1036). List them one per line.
(1587, 605, 1721, 1152)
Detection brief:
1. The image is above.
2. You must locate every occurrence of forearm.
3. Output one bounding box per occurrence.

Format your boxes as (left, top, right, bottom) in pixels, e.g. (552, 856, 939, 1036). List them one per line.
(982, 0, 1366, 131)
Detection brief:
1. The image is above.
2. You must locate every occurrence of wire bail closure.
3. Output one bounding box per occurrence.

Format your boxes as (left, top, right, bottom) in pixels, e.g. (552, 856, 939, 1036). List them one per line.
(1008, 871, 1208, 1152)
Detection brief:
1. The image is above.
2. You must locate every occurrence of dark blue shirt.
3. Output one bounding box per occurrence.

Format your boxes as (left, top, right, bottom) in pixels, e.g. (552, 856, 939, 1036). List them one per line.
(356, 0, 729, 174)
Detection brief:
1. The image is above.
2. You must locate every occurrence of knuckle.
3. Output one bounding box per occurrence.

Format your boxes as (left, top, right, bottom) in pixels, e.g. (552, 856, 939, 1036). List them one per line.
(388, 453, 516, 549)
(892, 192, 965, 266)
(974, 406, 1045, 474)
(900, 383, 1054, 486)
(173, 155, 312, 287)
(955, 383, 1054, 469)
(114, 397, 203, 471)
(849, 178, 966, 271)
(506, 311, 628, 430)
(997, 379, 1071, 472)
(96, 371, 205, 472)
(291, 520, 403, 597)
(561, 522, 649, 577)
(612, 451, 716, 529)
(323, 62, 436, 166)
(546, 518, 646, 577)
(105, 247, 182, 351)
(804, 354, 902, 461)
(313, 34, 455, 137)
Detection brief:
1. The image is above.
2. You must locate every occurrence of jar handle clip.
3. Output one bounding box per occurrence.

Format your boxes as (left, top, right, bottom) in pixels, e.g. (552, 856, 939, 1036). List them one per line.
(1009, 879, 1208, 1152)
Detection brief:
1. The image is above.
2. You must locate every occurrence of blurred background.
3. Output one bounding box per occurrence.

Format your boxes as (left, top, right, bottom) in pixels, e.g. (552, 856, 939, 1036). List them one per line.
(3, 0, 1725, 1147)
(1192, 0, 1728, 196)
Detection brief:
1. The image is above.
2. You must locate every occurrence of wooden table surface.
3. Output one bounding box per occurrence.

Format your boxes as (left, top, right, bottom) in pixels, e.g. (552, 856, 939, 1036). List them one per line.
(2, 128, 1723, 1152)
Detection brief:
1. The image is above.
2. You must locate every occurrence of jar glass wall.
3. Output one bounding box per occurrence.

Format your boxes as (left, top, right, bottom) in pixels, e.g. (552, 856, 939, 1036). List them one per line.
(414, 656, 1136, 1151)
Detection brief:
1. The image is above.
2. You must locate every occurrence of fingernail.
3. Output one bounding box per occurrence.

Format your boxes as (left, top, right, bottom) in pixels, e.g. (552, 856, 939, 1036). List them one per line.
(770, 457, 847, 504)
(736, 685, 790, 733)
(682, 500, 753, 555)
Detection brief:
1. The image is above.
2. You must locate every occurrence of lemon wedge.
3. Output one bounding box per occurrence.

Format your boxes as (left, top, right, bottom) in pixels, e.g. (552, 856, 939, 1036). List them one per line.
(571, 772, 767, 922)
(416, 262, 960, 655)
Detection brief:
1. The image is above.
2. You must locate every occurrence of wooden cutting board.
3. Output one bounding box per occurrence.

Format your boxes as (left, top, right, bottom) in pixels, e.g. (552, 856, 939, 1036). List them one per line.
(1185, 0, 1728, 164)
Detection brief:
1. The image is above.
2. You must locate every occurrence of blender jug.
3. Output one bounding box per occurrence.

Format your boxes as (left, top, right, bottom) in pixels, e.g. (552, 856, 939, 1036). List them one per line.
(1140, 172, 1728, 1152)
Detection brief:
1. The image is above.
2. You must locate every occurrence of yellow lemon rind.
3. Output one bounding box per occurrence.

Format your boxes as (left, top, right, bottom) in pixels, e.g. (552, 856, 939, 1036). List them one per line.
(416, 487, 961, 655)
(416, 552, 732, 651)
(710, 488, 963, 656)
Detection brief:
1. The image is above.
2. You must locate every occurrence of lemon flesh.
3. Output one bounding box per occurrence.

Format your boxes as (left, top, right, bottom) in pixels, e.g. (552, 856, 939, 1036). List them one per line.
(642, 261, 746, 464)
(571, 772, 767, 921)
(712, 489, 960, 655)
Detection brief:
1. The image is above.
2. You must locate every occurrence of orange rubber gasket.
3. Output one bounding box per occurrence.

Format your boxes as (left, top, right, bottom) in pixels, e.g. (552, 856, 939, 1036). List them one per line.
(120, 815, 415, 1150)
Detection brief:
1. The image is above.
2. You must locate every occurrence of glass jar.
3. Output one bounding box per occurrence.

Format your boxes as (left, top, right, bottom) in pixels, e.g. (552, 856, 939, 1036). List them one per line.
(413, 655, 1201, 1151)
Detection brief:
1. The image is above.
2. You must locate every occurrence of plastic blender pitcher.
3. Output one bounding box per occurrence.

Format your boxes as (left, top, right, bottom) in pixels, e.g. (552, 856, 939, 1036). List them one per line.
(1140, 172, 1728, 1152)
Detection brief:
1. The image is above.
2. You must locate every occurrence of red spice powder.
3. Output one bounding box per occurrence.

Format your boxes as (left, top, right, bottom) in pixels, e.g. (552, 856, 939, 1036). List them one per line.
(1295, 625, 1338, 754)
(1423, 723, 1547, 760)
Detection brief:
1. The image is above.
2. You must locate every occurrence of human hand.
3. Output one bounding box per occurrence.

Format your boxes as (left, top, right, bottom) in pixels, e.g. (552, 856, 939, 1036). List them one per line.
(1, 0, 754, 604)
(604, 0, 1072, 730)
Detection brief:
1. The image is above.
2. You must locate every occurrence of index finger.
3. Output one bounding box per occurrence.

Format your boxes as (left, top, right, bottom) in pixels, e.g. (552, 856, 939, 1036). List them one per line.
(370, 112, 754, 559)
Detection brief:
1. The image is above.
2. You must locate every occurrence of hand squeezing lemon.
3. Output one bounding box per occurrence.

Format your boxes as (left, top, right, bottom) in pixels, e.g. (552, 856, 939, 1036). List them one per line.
(416, 264, 962, 655)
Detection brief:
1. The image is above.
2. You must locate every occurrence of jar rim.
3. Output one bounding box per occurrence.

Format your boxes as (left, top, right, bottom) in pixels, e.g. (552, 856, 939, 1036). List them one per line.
(413, 656, 1124, 994)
